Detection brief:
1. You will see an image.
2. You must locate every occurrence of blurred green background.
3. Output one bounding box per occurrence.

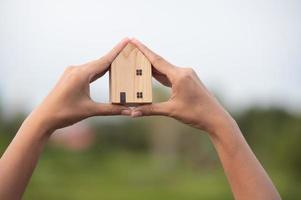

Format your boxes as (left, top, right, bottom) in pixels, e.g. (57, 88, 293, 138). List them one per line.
(0, 89, 300, 200)
(1, 1, 301, 199)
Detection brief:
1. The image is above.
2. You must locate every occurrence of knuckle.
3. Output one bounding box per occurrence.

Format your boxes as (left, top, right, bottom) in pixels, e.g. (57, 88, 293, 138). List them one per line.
(65, 66, 82, 81)
(178, 68, 191, 82)
(184, 67, 195, 76)
(177, 68, 194, 82)
(65, 65, 77, 73)
(70, 69, 80, 77)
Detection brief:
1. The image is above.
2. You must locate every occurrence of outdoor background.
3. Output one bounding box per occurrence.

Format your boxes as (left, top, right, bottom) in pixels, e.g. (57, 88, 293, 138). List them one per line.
(0, 0, 300, 199)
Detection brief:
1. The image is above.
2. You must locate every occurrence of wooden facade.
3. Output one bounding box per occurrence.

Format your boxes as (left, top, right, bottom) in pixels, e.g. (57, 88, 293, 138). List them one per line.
(109, 43, 152, 105)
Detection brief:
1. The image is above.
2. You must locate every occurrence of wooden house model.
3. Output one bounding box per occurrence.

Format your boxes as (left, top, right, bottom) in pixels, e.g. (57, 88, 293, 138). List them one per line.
(109, 43, 152, 105)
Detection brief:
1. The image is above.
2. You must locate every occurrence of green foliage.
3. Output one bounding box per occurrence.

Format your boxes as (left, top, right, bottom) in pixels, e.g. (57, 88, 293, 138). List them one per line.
(1, 103, 301, 199)
(24, 151, 233, 200)
(236, 108, 301, 174)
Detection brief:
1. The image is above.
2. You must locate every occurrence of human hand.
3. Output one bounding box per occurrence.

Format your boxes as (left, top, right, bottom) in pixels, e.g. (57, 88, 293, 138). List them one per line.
(131, 39, 234, 134)
(30, 38, 132, 132)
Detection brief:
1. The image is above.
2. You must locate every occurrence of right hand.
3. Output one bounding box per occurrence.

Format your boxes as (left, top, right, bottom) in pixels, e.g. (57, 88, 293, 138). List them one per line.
(131, 39, 234, 134)
(30, 39, 131, 132)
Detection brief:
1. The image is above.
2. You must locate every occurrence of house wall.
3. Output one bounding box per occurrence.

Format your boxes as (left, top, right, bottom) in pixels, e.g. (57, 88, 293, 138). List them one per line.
(110, 43, 152, 104)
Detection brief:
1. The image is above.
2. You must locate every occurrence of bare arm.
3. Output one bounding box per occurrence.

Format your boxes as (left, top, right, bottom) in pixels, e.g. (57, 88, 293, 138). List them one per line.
(0, 38, 131, 200)
(210, 120, 279, 200)
(131, 39, 281, 200)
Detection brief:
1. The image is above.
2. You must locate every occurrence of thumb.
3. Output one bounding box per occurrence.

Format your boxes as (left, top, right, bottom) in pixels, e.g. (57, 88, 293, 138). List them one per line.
(90, 103, 131, 116)
(132, 102, 171, 117)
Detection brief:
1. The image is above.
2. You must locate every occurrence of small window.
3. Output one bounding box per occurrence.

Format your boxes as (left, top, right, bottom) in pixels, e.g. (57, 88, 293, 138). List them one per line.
(136, 92, 143, 98)
(136, 69, 142, 76)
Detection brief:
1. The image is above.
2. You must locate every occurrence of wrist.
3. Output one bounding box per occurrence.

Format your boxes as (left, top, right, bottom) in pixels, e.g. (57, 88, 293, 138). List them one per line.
(25, 108, 56, 139)
(207, 110, 238, 138)
(206, 112, 244, 154)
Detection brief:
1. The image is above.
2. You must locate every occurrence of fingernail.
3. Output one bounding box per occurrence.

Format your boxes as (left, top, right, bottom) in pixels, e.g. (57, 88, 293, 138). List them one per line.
(121, 109, 131, 116)
(131, 110, 142, 118)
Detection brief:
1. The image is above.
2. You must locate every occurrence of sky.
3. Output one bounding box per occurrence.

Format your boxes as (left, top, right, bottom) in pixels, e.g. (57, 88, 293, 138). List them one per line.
(0, 0, 300, 114)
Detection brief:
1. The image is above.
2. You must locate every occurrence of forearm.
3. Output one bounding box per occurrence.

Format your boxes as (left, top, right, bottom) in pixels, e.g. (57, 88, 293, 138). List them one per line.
(209, 117, 281, 200)
(0, 112, 52, 200)
(0, 39, 128, 200)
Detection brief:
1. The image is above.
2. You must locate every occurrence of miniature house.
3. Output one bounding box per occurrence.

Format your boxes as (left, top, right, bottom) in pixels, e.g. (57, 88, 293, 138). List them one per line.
(109, 43, 152, 105)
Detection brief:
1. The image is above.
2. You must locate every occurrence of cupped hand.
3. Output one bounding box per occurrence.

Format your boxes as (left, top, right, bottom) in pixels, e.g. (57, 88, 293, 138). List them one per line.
(131, 39, 234, 134)
(31, 38, 132, 131)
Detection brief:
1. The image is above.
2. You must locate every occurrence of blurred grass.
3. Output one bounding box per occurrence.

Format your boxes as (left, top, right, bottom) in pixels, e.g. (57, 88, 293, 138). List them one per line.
(24, 149, 233, 200)
(22, 149, 301, 200)
(1, 104, 301, 199)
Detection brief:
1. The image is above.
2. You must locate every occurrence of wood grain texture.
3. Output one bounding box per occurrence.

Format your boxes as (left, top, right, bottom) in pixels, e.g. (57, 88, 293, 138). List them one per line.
(109, 43, 152, 104)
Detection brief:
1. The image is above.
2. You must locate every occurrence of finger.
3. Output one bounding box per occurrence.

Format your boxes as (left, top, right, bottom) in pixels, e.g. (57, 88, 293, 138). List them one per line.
(131, 102, 172, 117)
(131, 38, 174, 78)
(90, 102, 132, 116)
(153, 68, 172, 87)
(85, 38, 130, 79)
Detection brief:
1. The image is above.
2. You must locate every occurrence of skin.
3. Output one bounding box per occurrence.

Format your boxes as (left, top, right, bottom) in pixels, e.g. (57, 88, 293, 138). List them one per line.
(0, 38, 132, 200)
(0, 38, 281, 200)
(131, 39, 281, 200)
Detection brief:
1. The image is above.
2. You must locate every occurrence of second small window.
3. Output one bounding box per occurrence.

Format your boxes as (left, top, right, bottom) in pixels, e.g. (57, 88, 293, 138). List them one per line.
(136, 69, 142, 76)
(137, 92, 143, 98)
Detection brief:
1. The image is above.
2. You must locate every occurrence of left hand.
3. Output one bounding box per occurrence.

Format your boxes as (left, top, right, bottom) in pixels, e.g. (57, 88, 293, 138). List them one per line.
(131, 39, 232, 134)
(30, 38, 131, 132)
